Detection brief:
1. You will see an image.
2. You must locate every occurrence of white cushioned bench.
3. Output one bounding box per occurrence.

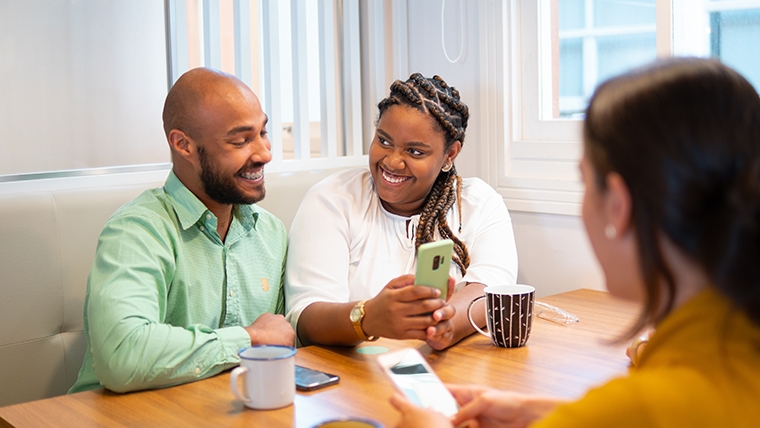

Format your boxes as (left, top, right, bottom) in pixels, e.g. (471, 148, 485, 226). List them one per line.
(0, 167, 339, 406)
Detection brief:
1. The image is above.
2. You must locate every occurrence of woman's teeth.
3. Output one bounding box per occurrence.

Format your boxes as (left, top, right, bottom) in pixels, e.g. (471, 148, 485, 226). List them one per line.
(382, 169, 409, 184)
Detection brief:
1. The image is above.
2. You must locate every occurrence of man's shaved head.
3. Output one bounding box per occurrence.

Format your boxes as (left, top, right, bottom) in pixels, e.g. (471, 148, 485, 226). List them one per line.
(162, 68, 247, 140)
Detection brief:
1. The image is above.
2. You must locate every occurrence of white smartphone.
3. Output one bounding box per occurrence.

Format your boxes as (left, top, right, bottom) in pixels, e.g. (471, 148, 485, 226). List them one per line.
(415, 239, 454, 300)
(377, 348, 459, 418)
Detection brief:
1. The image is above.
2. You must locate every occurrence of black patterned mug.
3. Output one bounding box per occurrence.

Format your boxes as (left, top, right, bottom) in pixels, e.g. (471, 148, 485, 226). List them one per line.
(467, 285, 535, 348)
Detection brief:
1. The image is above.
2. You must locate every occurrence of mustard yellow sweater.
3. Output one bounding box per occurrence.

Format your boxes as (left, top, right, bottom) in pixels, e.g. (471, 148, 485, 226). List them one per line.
(533, 287, 760, 427)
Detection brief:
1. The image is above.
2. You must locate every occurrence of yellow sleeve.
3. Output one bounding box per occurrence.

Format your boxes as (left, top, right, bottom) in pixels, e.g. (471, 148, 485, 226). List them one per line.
(530, 368, 724, 428)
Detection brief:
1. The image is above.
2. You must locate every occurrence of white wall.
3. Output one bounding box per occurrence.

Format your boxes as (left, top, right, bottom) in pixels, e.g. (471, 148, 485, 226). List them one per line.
(0, 0, 168, 176)
(404, 0, 484, 180)
(405, 1, 605, 297)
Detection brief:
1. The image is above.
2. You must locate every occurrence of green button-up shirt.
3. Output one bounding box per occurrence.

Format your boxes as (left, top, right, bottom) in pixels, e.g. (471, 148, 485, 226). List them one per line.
(69, 171, 287, 393)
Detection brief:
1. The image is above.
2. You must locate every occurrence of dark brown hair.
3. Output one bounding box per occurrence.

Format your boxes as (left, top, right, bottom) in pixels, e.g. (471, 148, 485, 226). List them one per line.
(584, 58, 760, 333)
(377, 73, 471, 274)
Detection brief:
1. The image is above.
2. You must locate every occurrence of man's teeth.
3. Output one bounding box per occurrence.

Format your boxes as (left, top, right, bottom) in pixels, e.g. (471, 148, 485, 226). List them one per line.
(382, 170, 408, 184)
(241, 170, 263, 180)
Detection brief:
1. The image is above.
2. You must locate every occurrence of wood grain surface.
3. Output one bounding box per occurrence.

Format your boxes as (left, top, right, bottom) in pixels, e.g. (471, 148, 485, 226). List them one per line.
(0, 289, 640, 428)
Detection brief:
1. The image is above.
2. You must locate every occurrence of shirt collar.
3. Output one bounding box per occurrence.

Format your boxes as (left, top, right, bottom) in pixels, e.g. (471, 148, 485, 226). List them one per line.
(163, 171, 259, 232)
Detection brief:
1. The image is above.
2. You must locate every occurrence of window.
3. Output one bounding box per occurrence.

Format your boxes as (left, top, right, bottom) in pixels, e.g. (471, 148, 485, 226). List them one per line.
(552, 0, 657, 119)
(674, 0, 760, 90)
(165, 0, 368, 173)
(497, 0, 760, 215)
(547, 0, 760, 120)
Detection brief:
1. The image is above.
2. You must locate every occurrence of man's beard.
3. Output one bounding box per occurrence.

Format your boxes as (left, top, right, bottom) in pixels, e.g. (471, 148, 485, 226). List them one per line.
(198, 146, 266, 205)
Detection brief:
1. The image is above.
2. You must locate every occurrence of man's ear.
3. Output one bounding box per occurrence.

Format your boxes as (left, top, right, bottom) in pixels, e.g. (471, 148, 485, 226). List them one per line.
(604, 172, 633, 236)
(168, 129, 194, 161)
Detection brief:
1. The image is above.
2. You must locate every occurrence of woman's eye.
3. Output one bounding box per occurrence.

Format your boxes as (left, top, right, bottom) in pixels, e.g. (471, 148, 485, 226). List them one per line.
(378, 138, 390, 146)
(409, 149, 423, 156)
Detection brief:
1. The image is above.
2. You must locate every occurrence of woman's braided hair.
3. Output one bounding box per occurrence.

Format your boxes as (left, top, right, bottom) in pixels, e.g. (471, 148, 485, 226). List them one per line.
(377, 73, 471, 275)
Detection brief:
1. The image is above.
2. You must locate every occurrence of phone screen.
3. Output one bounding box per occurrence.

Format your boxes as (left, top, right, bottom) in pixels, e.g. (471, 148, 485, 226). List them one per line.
(379, 349, 458, 417)
(295, 365, 340, 391)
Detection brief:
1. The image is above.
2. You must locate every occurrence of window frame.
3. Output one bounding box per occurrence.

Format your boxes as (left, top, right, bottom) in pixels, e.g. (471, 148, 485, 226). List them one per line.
(490, 0, 675, 216)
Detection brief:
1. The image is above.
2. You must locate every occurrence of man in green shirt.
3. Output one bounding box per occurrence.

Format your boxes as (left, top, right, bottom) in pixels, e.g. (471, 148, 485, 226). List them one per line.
(69, 68, 295, 393)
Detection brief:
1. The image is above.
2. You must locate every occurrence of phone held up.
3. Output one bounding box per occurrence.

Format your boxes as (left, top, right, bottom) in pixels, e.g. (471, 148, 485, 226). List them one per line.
(377, 348, 459, 417)
(295, 365, 340, 391)
(415, 239, 454, 300)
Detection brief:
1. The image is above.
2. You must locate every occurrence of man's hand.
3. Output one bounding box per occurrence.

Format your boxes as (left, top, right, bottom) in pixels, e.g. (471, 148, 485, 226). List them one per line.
(244, 313, 295, 346)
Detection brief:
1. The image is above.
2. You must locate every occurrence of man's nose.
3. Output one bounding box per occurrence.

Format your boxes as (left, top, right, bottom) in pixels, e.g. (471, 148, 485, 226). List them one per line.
(251, 137, 273, 164)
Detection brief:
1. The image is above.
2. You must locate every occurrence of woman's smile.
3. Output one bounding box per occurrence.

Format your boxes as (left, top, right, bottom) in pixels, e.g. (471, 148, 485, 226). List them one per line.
(380, 167, 412, 185)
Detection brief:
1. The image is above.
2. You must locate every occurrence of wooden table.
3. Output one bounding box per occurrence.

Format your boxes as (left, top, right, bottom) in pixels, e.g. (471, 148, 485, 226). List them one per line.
(0, 289, 640, 428)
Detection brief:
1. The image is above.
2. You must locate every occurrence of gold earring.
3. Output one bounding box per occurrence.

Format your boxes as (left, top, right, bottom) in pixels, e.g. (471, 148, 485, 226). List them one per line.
(441, 162, 453, 172)
(605, 224, 617, 239)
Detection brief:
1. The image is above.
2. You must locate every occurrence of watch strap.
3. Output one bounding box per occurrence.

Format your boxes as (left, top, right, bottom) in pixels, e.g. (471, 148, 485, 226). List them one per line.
(352, 300, 378, 342)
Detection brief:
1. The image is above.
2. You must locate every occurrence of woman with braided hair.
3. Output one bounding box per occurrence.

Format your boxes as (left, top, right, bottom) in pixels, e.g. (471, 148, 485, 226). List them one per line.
(285, 73, 518, 350)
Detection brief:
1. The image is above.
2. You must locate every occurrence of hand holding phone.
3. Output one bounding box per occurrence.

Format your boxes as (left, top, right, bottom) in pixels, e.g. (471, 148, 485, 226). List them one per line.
(377, 348, 458, 417)
(415, 240, 454, 300)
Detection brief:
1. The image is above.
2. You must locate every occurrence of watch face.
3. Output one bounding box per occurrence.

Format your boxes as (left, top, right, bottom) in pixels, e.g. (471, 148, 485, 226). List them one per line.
(350, 305, 362, 322)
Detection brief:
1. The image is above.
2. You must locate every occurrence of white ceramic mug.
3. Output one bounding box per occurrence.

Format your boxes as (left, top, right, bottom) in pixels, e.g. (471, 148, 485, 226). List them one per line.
(230, 345, 296, 409)
(467, 284, 535, 348)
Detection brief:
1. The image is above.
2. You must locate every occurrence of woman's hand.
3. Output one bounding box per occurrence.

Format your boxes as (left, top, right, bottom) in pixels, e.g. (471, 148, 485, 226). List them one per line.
(424, 278, 457, 349)
(390, 383, 563, 428)
(426, 281, 485, 351)
(449, 384, 565, 428)
(626, 328, 654, 366)
(362, 274, 448, 340)
(390, 392, 454, 428)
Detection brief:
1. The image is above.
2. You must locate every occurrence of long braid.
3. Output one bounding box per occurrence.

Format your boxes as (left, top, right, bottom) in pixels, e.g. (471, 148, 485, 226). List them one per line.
(414, 167, 470, 275)
(378, 73, 471, 275)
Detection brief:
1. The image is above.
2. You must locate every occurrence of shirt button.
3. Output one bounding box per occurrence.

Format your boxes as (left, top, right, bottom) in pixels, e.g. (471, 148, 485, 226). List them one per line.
(206, 213, 212, 220)
(199, 226, 205, 232)
(229, 289, 234, 297)
(194, 367, 201, 375)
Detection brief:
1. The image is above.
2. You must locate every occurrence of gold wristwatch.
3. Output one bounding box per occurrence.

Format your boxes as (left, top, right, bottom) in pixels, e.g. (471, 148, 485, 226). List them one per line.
(349, 300, 378, 341)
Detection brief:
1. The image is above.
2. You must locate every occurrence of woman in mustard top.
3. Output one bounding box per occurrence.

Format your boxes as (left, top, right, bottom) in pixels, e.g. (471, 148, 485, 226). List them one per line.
(391, 58, 760, 427)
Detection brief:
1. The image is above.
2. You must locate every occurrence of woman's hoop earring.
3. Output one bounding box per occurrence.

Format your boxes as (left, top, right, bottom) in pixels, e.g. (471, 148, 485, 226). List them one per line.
(441, 162, 453, 172)
(605, 224, 617, 239)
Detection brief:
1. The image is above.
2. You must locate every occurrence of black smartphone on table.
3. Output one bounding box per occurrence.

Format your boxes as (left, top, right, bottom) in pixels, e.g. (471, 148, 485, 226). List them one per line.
(295, 365, 340, 391)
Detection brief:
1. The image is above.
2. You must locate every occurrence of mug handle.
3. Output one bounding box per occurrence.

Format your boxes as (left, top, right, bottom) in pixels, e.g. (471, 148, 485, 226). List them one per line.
(467, 295, 490, 338)
(230, 366, 250, 404)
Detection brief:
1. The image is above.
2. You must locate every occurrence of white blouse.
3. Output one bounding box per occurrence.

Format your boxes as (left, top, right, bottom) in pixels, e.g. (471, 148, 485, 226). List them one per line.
(284, 168, 518, 331)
